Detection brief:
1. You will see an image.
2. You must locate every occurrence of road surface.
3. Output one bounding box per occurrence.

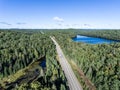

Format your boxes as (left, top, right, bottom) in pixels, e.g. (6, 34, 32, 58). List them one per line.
(50, 36, 83, 90)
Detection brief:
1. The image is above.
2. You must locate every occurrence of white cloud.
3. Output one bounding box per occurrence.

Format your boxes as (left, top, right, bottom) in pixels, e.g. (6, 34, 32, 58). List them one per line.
(16, 22, 26, 25)
(53, 16, 64, 22)
(84, 24, 91, 27)
(0, 22, 12, 25)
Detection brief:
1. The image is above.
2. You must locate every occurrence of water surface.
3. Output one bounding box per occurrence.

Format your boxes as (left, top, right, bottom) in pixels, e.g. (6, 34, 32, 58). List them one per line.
(73, 35, 118, 44)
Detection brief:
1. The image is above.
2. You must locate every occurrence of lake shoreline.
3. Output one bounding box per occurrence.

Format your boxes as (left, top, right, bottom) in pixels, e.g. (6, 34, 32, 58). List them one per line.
(73, 35, 119, 44)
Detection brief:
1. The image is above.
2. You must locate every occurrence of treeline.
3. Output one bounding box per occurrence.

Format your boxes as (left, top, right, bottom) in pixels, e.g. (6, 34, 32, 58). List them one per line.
(48, 30, 120, 90)
(75, 30, 120, 41)
(0, 30, 68, 90)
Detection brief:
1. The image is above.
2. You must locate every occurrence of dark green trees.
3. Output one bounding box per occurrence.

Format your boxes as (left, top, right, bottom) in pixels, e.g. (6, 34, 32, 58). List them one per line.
(0, 30, 68, 90)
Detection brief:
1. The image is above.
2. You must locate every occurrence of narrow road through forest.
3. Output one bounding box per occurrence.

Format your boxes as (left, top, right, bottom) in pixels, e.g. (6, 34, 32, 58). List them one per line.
(50, 36, 83, 90)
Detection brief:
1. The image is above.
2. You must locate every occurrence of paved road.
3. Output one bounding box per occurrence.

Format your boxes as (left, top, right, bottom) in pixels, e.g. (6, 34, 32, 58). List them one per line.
(50, 36, 83, 90)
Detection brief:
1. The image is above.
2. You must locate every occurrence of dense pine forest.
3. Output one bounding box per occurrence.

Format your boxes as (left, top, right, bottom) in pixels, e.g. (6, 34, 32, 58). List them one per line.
(0, 29, 120, 90)
(47, 30, 120, 90)
(0, 30, 68, 90)
(75, 30, 120, 41)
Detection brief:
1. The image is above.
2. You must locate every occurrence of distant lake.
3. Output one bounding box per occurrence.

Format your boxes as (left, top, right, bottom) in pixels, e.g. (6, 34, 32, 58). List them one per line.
(73, 35, 118, 44)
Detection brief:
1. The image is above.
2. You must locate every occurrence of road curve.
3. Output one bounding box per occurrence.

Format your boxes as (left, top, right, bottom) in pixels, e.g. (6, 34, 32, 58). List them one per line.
(50, 36, 83, 90)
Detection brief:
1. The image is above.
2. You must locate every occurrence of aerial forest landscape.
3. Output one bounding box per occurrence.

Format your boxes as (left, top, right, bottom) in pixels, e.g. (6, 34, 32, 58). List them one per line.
(0, 0, 120, 90)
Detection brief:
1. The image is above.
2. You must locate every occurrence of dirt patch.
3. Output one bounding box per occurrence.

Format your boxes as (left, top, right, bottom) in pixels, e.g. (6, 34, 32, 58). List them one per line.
(70, 60, 96, 90)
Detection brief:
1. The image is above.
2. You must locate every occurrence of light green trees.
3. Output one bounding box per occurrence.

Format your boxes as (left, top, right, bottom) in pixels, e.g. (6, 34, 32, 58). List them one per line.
(60, 84, 66, 90)
(31, 81, 41, 90)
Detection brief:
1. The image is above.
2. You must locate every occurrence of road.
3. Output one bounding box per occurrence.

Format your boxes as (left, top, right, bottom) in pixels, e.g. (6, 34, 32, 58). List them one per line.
(50, 36, 83, 90)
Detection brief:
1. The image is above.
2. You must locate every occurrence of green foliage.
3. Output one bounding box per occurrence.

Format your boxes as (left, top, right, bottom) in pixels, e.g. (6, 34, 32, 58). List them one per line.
(0, 30, 68, 90)
(48, 30, 120, 89)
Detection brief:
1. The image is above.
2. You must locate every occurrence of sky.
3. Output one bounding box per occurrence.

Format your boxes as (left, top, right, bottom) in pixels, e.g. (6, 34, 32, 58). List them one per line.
(0, 0, 120, 29)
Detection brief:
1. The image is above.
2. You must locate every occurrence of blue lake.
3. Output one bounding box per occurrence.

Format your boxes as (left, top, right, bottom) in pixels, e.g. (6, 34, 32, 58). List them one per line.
(40, 60, 46, 68)
(73, 35, 118, 44)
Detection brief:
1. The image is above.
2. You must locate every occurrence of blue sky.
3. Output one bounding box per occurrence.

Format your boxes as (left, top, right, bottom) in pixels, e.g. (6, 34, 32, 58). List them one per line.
(0, 0, 120, 29)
